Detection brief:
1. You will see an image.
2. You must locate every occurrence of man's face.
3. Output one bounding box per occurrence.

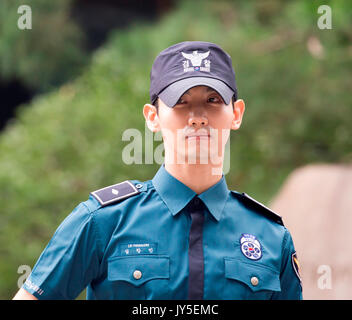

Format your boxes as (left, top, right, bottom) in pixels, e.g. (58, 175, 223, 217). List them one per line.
(144, 85, 245, 165)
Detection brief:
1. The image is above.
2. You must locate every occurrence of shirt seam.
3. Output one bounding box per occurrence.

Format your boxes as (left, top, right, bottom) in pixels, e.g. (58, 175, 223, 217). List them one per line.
(81, 202, 104, 261)
(145, 181, 155, 190)
(279, 228, 290, 273)
(224, 257, 279, 274)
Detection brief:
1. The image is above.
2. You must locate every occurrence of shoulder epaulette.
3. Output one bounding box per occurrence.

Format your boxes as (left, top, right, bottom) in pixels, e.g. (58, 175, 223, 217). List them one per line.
(91, 180, 141, 207)
(231, 191, 284, 226)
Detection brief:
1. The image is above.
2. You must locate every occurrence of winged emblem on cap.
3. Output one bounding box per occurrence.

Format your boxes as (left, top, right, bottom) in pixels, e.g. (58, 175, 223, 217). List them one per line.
(181, 50, 210, 67)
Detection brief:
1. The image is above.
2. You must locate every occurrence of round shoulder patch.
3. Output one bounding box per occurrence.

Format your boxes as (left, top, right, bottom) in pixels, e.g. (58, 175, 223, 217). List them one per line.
(292, 252, 301, 282)
(240, 233, 262, 260)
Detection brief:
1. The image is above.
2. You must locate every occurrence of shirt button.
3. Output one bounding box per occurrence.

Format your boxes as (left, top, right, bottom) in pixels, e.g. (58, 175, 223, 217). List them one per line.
(133, 270, 142, 280)
(251, 276, 259, 286)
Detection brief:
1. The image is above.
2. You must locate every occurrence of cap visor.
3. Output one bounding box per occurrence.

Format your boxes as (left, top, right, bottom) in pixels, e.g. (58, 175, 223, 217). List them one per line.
(158, 77, 234, 108)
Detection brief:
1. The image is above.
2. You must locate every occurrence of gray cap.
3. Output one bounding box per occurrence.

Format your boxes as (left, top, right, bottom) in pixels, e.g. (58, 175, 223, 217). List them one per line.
(149, 41, 237, 108)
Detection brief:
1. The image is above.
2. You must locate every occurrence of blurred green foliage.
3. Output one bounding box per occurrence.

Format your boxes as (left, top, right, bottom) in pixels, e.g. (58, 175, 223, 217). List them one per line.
(0, 0, 351, 299)
(0, 0, 87, 91)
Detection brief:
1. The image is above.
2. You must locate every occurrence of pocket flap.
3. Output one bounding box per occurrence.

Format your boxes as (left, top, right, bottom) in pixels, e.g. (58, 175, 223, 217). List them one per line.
(224, 258, 281, 292)
(108, 255, 170, 286)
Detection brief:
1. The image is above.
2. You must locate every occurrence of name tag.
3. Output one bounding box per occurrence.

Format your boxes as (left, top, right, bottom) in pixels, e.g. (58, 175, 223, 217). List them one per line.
(119, 242, 158, 256)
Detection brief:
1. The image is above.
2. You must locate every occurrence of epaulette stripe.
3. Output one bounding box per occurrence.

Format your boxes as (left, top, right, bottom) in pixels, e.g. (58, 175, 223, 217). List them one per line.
(231, 191, 284, 226)
(241, 192, 283, 226)
(91, 180, 139, 207)
(242, 192, 279, 215)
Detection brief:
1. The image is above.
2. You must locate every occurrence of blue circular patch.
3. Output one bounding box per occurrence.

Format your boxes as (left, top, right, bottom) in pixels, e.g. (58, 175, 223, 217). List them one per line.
(240, 234, 262, 260)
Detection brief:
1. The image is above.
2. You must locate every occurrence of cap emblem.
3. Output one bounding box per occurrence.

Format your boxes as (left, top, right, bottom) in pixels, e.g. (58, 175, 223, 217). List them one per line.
(181, 50, 210, 72)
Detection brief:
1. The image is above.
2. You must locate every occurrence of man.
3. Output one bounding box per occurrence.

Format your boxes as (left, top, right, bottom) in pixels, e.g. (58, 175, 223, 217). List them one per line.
(13, 41, 302, 300)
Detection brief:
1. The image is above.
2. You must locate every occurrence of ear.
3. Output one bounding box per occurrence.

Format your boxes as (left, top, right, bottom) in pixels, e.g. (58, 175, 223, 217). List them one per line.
(143, 103, 160, 132)
(231, 99, 245, 131)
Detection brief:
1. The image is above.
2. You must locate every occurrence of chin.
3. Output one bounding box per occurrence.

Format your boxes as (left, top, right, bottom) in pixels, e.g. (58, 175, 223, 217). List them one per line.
(183, 152, 211, 164)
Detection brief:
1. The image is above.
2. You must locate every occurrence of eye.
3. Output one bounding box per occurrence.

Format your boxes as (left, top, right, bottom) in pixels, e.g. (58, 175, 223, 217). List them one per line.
(208, 96, 222, 103)
(176, 97, 187, 105)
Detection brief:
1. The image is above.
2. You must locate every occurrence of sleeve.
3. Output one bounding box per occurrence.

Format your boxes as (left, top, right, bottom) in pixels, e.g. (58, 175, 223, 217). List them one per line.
(22, 202, 102, 300)
(271, 228, 303, 300)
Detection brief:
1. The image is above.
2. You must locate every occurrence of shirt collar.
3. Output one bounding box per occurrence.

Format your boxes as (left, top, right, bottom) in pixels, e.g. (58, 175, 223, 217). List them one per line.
(152, 164, 229, 221)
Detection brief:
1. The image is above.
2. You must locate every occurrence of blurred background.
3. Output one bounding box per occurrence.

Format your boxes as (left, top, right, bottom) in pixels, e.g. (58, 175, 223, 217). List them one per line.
(0, 0, 351, 299)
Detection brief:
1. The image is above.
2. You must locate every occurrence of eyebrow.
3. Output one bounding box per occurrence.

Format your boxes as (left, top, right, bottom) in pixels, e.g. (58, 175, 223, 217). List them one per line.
(183, 87, 216, 96)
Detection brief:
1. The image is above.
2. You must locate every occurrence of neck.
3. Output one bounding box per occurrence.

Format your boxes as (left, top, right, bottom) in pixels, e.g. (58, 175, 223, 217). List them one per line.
(164, 162, 223, 194)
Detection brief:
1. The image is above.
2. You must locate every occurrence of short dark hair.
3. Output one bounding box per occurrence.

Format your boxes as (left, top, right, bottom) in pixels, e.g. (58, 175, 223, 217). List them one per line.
(153, 94, 237, 114)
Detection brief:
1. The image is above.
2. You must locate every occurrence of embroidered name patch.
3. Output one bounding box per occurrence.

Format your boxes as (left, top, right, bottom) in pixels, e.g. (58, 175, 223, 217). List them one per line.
(119, 242, 158, 256)
(240, 233, 262, 260)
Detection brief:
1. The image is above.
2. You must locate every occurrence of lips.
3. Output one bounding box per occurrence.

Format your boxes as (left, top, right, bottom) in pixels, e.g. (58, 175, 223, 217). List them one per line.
(186, 134, 210, 139)
(185, 129, 210, 139)
(186, 134, 210, 141)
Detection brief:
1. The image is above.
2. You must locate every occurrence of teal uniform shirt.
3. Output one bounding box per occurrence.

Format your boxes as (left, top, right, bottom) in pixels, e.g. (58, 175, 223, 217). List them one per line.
(23, 164, 302, 299)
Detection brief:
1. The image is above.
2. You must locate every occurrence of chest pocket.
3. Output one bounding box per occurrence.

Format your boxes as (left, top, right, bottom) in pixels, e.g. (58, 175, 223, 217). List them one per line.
(107, 255, 170, 299)
(224, 258, 281, 299)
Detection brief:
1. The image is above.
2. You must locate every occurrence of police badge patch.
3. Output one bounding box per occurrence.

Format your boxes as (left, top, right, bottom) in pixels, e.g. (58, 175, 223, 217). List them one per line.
(240, 233, 262, 260)
(292, 252, 301, 282)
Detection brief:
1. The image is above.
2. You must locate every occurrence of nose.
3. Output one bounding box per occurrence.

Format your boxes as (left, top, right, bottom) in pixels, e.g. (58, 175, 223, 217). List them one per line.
(188, 115, 208, 128)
